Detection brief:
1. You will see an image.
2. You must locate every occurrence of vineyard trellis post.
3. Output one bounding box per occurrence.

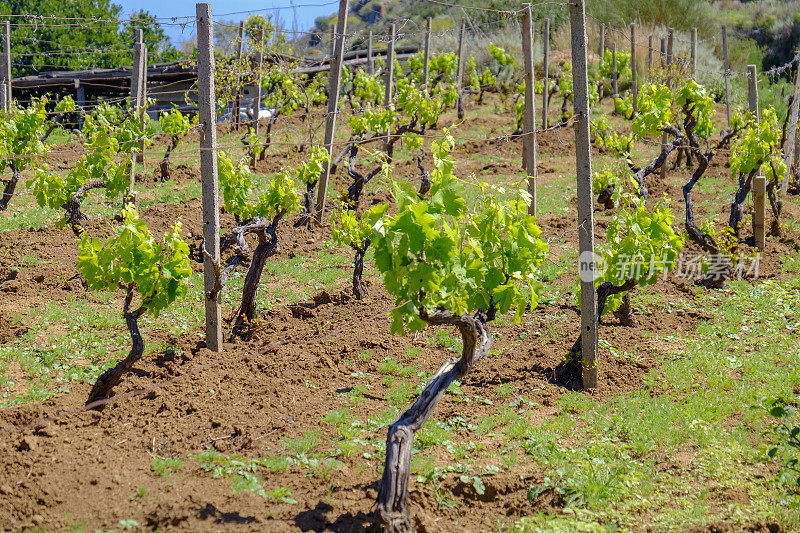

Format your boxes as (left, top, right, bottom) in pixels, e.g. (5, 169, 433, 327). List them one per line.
(748, 64, 766, 249)
(384, 22, 395, 151)
(542, 18, 550, 129)
(569, 0, 599, 390)
(75, 80, 85, 129)
(747, 64, 759, 118)
(598, 23, 605, 100)
(314, 0, 349, 223)
(660, 31, 673, 182)
(612, 42, 618, 98)
(691, 28, 697, 78)
(197, 2, 222, 352)
(630, 23, 637, 115)
(1, 21, 10, 111)
(521, 4, 537, 216)
(253, 26, 264, 136)
(234, 21, 245, 132)
(781, 49, 800, 195)
(722, 25, 732, 127)
(648, 34, 653, 73)
(423, 17, 431, 88)
(367, 30, 374, 75)
(329, 26, 335, 58)
(129, 29, 144, 193)
(456, 21, 466, 119)
(660, 37, 665, 68)
(138, 43, 147, 164)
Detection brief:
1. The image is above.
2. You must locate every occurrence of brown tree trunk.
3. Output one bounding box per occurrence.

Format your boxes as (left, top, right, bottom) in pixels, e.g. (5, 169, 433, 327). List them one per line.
(376, 310, 492, 532)
(87, 289, 144, 406)
(160, 139, 177, 181)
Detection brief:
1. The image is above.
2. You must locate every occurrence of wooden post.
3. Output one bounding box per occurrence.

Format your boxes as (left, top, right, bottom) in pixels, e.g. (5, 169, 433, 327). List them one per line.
(75, 79, 85, 130)
(722, 25, 732, 127)
(233, 21, 245, 131)
(690, 28, 697, 78)
(456, 21, 466, 120)
(423, 17, 432, 88)
(782, 51, 800, 195)
(329, 26, 335, 58)
(660, 31, 673, 181)
(137, 41, 147, 164)
(747, 64, 759, 118)
(667, 28, 674, 68)
(754, 175, 766, 250)
(196, 3, 222, 352)
(630, 23, 638, 115)
(314, 0, 349, 223)
(648, 35, 653, 73)
(747, 64, 766, 250)
(385, 23, 395, 105)
(1, 21, 10, 111)
(129, 29, 143, 192)
(384, 22, 395, 150)
(660, 37, 665, 68)
(252, 27, 264, 135)
(599, 23, 605, 66)
(521, 4, 537, 216)
(598, 23, 605, 100)
(541, 18, 550, 129)
(612, 43, 618, 98)
(367, 30, 374, 75)
(569, 0, 598, 391)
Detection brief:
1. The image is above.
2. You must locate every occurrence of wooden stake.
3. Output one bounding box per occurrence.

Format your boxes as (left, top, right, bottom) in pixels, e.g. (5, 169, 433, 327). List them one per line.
(569, 0, 598, 391)
(648, 34, 653, 73)
(630, 23, 637, 115)
(129, 29, 143, 192)
(782, 50, 800, 195)
(521, 4, 537, 215)
(252, 27, 264, 135)
(423, 17, 432, 88)
(367, 30, 374, 75)
(598, 23, 605, 100)
(234, 21, 245, 131)
(612, 42, 618, 98)
(599, 23, 605, 65)
(1, 21, 10, 111)
(456, 21, 466, 120)
(754, 175, 766, 251)
(384, 23, 395, 150)
(660, 37, 665, 68)
(541, 18, 550, 129)
(137, 41, 147, 164)
(722, 25, 732, 127)
(667, 28, 674, 66)
(314, 0, 349, 223)
(329, 26, 335, 58)
(196, 2, 222, 352)
(75, 79, 85, 130)
(690, 28, 697, 78)
(747, 64, 759, 118)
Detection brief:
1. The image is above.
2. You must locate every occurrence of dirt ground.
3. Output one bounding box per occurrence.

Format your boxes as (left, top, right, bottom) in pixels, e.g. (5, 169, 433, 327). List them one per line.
(0, 92, 797, 532)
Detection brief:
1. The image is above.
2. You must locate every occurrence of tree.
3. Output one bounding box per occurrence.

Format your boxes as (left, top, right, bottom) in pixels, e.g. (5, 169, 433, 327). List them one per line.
(0, 2, 179, 76)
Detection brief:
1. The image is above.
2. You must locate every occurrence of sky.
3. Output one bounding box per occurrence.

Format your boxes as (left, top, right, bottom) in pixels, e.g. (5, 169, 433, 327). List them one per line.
(113, 0, 338, 46)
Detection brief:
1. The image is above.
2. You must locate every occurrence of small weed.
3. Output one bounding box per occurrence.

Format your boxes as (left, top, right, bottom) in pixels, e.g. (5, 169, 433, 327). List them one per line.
(150, 455, 183, 478)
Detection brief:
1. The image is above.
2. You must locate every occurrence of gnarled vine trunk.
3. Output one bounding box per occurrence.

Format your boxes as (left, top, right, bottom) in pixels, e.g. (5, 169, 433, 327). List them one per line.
(0, 168, 21, 211)
(87, 288, 144, 406)
(352, 238, 370, 300)
(160, 139, 178, 181)
(376, 310, 492, 532)
(231, 214, 283, 339)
